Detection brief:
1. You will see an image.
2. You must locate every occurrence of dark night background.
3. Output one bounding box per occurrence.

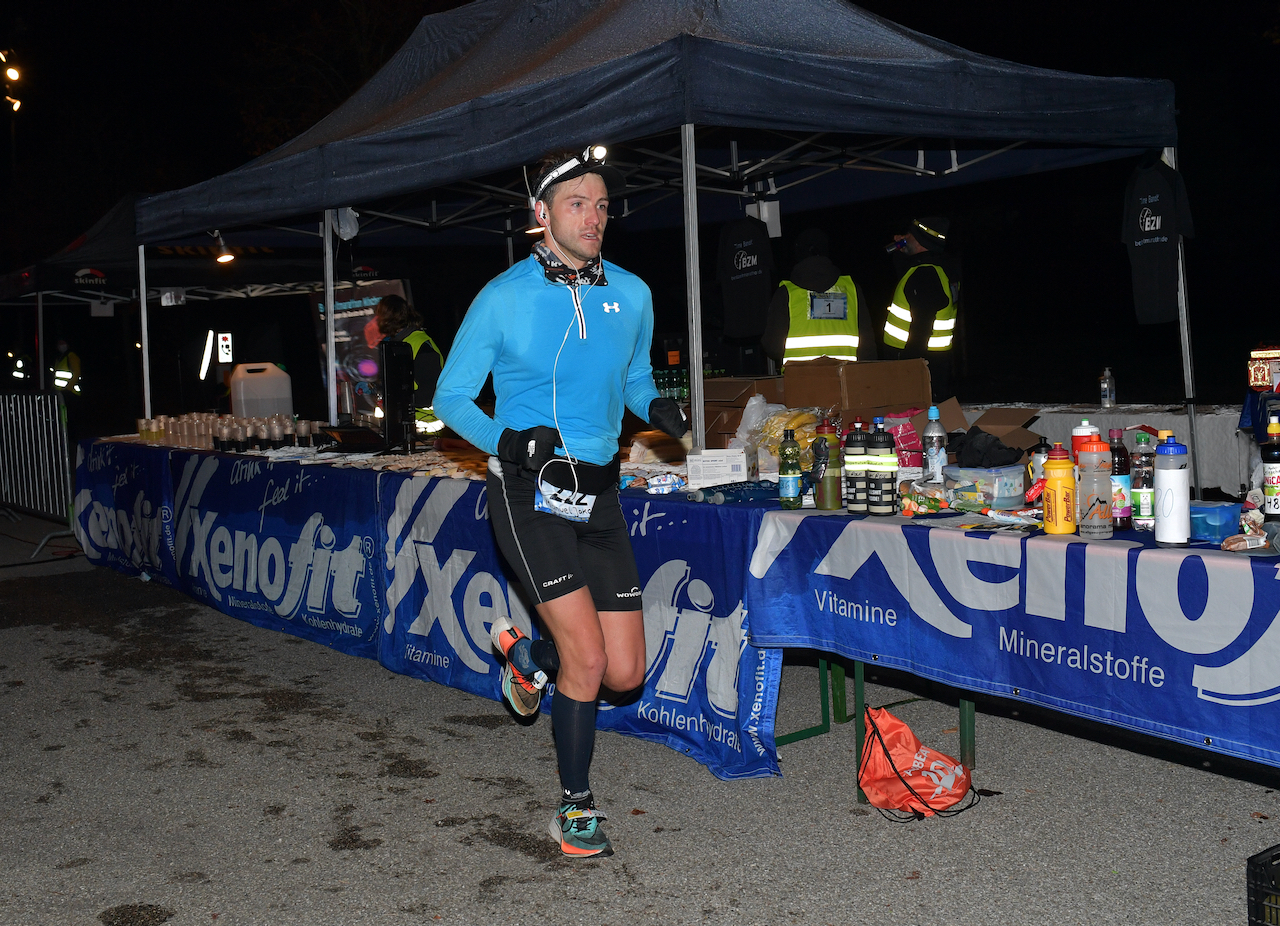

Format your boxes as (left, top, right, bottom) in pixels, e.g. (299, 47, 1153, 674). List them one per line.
(1, 1, 1278, 436)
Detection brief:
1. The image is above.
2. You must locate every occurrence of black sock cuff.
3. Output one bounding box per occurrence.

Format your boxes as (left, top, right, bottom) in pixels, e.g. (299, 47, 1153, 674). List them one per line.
(530, 638, 560, 673)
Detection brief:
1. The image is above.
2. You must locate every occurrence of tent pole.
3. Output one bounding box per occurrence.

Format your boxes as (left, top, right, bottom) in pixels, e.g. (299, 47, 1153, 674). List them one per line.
(323, 210, 338, 426)
(682, 123, 705, 451)
(37, 290, 45, 391)
(138, 244, 152, 419)
(1163, 146, 1200, 498)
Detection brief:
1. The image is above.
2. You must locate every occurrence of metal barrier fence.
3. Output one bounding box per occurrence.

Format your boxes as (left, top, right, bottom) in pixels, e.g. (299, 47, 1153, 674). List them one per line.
(0, 393, 72, 522)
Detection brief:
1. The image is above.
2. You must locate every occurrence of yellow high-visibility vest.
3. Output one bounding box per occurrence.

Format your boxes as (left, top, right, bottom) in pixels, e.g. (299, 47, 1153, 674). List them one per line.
(882, 264, 955, 351)
(402, 329, 445, 432)
(781, 277, 860, 365)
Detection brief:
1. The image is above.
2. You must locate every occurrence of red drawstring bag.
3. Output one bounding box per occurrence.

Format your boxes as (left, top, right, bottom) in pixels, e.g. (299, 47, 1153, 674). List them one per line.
(858, 706, 973, 817)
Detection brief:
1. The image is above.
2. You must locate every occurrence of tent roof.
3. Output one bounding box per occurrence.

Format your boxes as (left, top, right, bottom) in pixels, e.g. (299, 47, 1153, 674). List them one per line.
(0, 196, 431, 304)
(136, 0, 1177, 241)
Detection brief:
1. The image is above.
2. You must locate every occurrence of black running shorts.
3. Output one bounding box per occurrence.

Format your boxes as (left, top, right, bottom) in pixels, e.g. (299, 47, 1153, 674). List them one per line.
(487, 458, 643, 612)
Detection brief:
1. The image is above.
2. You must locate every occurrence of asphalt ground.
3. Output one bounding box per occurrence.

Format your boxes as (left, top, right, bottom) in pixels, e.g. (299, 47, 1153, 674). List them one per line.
(1, 510, 1278, 926)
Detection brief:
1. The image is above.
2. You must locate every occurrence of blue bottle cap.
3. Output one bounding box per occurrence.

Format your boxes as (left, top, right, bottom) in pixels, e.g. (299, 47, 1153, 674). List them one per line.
(1155, 436, 1187, 454)
(873, 416, 884, 424)
(927, 405, 939, 419)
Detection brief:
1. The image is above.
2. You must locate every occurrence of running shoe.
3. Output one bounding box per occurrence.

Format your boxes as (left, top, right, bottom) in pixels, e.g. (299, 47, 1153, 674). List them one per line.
(549, 797, 613, 858)
(490, 615, 547, 717)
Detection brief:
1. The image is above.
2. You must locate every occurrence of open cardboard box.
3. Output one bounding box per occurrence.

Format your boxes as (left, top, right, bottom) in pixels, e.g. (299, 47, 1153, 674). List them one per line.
(786, 357, 931, 416)
(967, 407, 1042, 463)
(905, 399, 1040, 464)
(844, 397, 1041, 464)
(702, 376, 785, 407)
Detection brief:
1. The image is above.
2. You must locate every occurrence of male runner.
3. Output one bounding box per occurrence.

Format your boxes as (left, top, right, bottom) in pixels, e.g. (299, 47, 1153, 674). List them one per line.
(433, 146, 687, 858)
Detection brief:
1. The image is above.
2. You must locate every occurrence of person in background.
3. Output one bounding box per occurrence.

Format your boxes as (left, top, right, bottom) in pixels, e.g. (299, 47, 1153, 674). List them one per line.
(51, 338, 81, 394)
(51, 337, 84, 441)
(433, 145, 686, 859)
(761, 228, 876, 367)
(881, 217, 961, 400)
(374, 294, 445, 432)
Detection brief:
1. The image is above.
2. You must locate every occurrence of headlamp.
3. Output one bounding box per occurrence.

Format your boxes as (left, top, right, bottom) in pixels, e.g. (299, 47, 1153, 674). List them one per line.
(533, 145, 611, 203)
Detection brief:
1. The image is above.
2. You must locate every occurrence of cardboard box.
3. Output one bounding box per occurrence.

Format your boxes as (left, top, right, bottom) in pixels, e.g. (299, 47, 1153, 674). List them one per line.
(686, 449, 749, 490)
(702, 376, 784, 407)
(909, 397, 968, 445)
(968, 407, 1042, 461)
(785, 358, 931, 415)
(700, 407, 734, 450)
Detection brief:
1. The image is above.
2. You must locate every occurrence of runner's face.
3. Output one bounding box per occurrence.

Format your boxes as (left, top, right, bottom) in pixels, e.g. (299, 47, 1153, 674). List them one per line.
(542, 173, 609, 268)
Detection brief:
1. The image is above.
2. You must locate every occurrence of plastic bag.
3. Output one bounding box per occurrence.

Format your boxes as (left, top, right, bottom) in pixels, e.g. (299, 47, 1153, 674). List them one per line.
(735, 394, 786, 443)
(858, 707, 972, 816)
(747, 406, 829, 470)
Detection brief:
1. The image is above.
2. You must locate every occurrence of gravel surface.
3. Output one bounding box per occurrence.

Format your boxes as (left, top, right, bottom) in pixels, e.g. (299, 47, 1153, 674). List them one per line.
(0, 517, 1277, 925)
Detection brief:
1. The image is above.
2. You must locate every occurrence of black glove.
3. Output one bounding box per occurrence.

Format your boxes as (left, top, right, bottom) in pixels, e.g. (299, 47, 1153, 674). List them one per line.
(648, 397, 689, 439)
(498, 426, 562, 477)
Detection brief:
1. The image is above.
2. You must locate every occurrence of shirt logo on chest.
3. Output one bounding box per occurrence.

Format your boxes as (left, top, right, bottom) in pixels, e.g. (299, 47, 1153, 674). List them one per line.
(603, 302, 620, 314)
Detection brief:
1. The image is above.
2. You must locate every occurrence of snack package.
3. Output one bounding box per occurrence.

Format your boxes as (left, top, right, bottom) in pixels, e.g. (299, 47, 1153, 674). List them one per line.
(1222, 533, 1270, 552)
(646, 473, 686, 494)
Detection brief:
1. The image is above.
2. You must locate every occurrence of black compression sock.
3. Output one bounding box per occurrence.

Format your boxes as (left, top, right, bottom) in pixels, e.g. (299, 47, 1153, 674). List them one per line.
(530, 639, 560, 673)
(551, 692, 597, 796)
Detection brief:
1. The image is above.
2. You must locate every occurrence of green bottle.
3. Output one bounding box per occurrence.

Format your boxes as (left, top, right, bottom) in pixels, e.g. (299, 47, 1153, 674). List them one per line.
(779, 429, 802, 510)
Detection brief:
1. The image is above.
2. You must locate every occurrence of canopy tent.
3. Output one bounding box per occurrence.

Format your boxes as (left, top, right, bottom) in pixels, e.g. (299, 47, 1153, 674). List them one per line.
(132, 0, 1189, 468)
(136, 0, 1174, 240)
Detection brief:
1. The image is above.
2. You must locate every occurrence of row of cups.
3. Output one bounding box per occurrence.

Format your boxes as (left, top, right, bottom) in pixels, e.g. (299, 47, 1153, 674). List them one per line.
(134, 412, 335, 452)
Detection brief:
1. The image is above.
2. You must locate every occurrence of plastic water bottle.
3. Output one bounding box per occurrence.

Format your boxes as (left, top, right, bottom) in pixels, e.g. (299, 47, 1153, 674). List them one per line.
(779, 429, 802, 510)
(844, 418, 868, 514)
(1071, 418, 1100, 463)
(1042, 442, 1076, 534)
(1130, 432, 1155, 530)
(1100, 367, 1116, 408)
(813, 418, 842, 510)
(922, 405, 947, 484)
(1077, 438, 1113, 539)
(866, 417, 898, 516)
(1154, 433, 1190, 547)
(1108, 429, 1132, 531)
(1263, 415, 1280, 522)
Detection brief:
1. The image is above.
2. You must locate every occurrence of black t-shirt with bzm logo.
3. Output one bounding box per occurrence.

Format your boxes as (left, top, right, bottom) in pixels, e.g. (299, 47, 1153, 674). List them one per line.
(716, 216, 776, 339)
(1122, 158, 1194, 325)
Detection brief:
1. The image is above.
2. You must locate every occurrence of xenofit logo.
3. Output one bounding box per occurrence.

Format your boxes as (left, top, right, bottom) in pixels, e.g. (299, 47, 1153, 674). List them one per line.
(171, 455, 369, 620)
(383, 477, 534, 676)
(750, 519, 1280, 707)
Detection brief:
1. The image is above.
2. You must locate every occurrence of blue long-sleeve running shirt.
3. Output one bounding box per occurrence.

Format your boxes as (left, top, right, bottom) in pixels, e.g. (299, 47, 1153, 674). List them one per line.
(434, 253, 661, 467)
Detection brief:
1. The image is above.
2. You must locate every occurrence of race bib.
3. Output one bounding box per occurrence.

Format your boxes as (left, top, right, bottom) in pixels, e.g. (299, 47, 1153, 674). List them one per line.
(535, 479, 597, 522)
(809, 291, 847, 320)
